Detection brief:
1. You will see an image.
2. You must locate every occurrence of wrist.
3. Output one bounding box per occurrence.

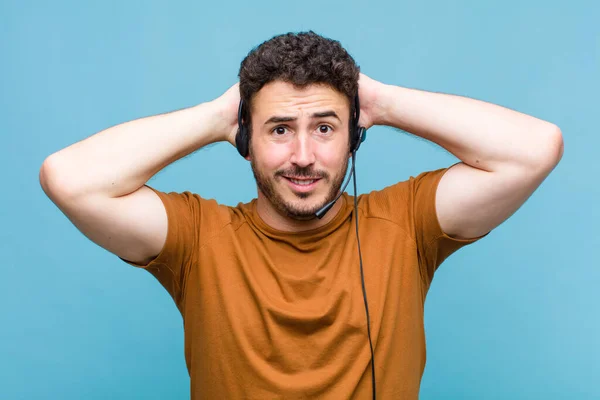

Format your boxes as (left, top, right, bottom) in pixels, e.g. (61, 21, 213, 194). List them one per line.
(199, 100, 237, 144)
(208, 83, 241, 146)
(374, 83, 397, 127)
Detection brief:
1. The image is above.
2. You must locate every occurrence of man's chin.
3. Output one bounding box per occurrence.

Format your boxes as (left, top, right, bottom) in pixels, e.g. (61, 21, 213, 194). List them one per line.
(278, 200, 327, 220)
(257, 176, 344, 221)
(286, 213, 317, 221)
(275, 188, 338, 218)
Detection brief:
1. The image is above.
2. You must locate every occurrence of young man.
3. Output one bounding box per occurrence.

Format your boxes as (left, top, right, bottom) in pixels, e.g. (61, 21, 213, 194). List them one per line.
(39, 31, 563, 399)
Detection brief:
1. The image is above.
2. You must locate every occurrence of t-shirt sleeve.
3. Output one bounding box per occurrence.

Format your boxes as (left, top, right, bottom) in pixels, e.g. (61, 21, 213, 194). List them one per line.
(118, 185, 204, 309)
(411, 164, 489, 284)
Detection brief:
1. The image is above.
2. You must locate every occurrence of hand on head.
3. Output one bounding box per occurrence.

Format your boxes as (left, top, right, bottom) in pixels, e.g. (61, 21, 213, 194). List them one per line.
(357, 73, 388, 130)
(212, 82, 241, 147)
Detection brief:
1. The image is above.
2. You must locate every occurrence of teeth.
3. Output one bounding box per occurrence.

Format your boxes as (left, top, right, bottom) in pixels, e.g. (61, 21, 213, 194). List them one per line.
(290, 179, 316, 185)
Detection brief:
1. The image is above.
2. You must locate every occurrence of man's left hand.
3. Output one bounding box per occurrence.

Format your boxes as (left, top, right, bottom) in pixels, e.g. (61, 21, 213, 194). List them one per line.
(357, 73, 389, 130)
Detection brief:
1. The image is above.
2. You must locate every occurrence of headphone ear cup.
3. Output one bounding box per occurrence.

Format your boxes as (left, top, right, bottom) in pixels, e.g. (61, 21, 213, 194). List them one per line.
(354, 127, 366, 152)
(349, 94, 363, 153)
(350, 125, 358, 153)
(235, 126, 248, 158)
(236, 99, 249, 158)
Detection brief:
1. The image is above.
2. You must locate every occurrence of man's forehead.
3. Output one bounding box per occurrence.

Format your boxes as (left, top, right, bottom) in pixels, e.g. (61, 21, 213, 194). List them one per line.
(251, 81, 350, 118)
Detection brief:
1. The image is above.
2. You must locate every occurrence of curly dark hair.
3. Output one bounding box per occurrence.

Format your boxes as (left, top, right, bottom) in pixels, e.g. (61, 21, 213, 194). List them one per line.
(238, 31, 360, 140)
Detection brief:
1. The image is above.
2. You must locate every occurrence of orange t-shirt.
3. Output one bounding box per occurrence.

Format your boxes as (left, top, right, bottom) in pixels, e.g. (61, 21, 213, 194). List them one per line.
(121, 166, 487, 399)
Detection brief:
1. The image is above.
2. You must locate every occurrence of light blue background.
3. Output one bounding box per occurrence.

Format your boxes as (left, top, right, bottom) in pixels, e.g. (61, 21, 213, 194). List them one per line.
(1, 0, 598, 399)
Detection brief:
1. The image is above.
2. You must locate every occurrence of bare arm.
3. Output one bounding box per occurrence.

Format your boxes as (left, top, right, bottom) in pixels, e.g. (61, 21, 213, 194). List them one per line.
(39, 83, 240, 264)
(358, 73, 564, 239)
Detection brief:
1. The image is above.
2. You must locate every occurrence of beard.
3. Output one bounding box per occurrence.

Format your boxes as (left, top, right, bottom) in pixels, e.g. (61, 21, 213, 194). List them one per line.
(249, 148, 349, 221)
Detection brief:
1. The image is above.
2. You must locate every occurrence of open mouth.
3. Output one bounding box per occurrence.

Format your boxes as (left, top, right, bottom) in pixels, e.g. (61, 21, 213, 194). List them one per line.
(283, 176, 321, 191)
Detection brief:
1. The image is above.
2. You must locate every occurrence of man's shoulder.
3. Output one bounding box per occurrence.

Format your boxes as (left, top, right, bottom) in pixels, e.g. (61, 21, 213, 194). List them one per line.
(147, 185, 253, 233)
(356, 166, 449, 225)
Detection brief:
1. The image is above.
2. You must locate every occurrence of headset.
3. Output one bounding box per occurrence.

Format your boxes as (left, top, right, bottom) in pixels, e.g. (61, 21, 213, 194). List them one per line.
(236, 94, 377, 399)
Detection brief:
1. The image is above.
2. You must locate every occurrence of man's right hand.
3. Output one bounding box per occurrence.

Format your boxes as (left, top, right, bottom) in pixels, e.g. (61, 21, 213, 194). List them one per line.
(211, 82, 241, 147)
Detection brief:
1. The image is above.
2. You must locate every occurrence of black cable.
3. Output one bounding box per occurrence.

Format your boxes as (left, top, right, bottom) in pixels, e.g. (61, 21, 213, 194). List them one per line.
(351, 150, 376, 400)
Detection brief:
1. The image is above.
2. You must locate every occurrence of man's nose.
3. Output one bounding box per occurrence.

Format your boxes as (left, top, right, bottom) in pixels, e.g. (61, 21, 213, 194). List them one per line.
(289, 131, 316, 167)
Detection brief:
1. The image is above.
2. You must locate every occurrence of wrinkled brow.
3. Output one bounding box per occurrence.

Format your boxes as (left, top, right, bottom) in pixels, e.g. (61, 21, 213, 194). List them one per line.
(264, 110, 341, 125)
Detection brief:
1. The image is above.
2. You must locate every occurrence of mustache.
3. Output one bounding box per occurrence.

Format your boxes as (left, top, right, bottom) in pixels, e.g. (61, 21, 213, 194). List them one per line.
(277, 168, 328, 180)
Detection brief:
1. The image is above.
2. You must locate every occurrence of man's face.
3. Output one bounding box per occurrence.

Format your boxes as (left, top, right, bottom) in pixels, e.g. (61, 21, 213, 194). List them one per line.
(247, 81, 351, 221)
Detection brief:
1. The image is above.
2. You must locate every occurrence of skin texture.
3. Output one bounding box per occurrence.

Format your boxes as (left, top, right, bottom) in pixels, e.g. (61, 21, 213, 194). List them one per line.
(244, 81, 353, 232)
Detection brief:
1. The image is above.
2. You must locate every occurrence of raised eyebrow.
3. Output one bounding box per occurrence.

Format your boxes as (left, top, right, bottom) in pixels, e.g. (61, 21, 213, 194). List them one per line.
(264, 116, 296, 125)
(264, 111, 341, 125)
(311, 111, 341, 122)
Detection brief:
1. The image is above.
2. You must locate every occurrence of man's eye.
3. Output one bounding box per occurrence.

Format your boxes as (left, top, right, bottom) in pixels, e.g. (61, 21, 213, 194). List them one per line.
(273, 127, 287, 135)
(319, 125, 332, 134)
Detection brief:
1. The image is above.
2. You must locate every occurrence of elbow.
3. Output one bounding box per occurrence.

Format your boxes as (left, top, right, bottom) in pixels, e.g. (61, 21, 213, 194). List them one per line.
(531, 125, 564, 173)
(546, 125, 564, 168)
(39, 155, 56, 197)
(39, 154, 77, 201)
